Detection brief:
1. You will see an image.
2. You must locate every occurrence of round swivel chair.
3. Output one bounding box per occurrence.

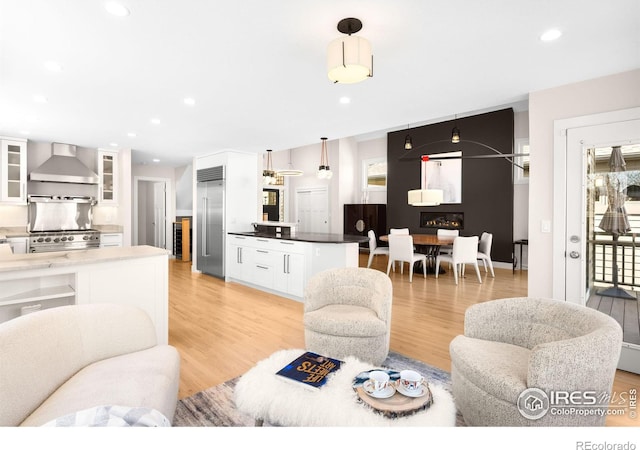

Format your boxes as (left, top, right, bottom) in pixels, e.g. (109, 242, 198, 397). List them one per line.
(303, 267, 393, 365)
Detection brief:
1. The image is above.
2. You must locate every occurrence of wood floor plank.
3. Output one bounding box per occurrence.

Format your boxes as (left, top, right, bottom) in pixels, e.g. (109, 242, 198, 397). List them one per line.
(169, 254, 639, 426)
(623, 299, 640, 345)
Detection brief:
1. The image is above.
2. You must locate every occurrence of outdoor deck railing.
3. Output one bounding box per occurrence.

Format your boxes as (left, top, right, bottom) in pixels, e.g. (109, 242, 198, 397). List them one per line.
(590, 233, 640, 288)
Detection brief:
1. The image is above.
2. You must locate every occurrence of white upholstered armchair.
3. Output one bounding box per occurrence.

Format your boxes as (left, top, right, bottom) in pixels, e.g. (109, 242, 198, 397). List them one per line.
(449, 297, 622, 426)
(303, 267, 393, 365)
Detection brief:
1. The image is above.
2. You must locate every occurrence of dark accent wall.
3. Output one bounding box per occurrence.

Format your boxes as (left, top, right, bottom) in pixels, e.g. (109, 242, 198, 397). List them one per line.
(387, 108, 514, 263)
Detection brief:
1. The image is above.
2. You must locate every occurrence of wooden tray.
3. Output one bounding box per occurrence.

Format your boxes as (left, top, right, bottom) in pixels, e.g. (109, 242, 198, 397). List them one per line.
(354, 381, 433, 419)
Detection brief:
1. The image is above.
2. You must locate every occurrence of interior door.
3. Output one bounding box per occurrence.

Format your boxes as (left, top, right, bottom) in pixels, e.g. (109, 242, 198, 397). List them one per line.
(296, 187, 329, 233)
(563, 118, 640, 304)
(153, 182, 167, 249)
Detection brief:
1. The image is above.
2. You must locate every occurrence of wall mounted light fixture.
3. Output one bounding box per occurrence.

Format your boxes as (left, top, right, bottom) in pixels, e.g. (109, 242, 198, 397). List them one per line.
(327, 18, 373, 84)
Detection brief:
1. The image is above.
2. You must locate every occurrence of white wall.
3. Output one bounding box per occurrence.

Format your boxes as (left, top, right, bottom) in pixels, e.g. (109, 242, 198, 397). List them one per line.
(513, 110, 530, 267)
(528, 69, 640, 298)
(336, 137, 359, 233)
(175, 164, 193, 217)
(357, 137, 387, 205)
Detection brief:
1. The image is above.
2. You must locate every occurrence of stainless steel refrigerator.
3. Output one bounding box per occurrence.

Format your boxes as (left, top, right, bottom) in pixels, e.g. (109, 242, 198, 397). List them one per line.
(197, 166, 225, 278)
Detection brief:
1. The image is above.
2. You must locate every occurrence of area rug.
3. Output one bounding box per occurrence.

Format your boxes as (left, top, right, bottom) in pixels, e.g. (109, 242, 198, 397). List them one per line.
(172, 350, 465, 426)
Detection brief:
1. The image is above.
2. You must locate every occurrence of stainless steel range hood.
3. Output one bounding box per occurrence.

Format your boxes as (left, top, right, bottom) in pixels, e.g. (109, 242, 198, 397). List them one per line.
(29, 143, 99, 184)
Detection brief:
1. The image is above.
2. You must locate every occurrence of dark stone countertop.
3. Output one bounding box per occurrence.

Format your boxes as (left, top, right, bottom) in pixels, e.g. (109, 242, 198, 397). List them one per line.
(228, 231, 368, 244)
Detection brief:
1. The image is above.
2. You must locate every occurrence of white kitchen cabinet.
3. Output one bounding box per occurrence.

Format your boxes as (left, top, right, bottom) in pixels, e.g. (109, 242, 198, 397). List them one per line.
(100, 233, 123, 248)
(97, 149, 118, 204)
(0, 138, 27, 204)
(225, 233, 360, 301)
(6, 237, 28, 254)
(273, 241, 305, 297)
(227, 235, 255, 281)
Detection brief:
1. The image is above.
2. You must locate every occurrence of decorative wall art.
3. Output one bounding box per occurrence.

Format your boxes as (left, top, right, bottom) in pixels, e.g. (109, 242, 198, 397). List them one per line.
(421, 151, 462, 204)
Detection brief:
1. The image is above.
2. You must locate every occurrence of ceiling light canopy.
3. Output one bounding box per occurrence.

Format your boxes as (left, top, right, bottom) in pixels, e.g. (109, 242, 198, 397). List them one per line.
(327, 18, 373, 84)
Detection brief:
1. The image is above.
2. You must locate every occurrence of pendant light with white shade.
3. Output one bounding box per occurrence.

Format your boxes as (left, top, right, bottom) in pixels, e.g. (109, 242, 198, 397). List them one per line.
(327, 18, 373, 84)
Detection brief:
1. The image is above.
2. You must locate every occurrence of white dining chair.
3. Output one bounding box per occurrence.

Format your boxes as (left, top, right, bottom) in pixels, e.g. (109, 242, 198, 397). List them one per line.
(386, 234, 426, 282)
(389, 228, 409, 235)
(437, 229, 459, 255)
(476, 232, 495, 277)
(367, 230, 389, 268)
(435, 236, 482, 285)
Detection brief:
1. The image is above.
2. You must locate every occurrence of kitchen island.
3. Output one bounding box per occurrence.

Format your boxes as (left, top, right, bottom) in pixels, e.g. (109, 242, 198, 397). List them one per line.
(0, 245, 169, 343)
(226, 231, 368, 301)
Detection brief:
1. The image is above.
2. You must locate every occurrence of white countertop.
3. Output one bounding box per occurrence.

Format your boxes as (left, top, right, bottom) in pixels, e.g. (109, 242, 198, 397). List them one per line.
(0, 245, 169, 273)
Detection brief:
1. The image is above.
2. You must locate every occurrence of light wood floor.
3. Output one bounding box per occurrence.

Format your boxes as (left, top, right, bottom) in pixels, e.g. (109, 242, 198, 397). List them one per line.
(168, 254, 639, 426)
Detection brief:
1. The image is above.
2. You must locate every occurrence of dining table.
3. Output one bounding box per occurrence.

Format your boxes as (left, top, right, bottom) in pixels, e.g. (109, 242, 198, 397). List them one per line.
(380, 234, 455, 274)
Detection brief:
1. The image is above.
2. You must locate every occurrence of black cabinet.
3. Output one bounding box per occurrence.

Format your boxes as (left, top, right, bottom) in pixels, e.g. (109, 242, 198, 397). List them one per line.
(343, 204, 387, 247)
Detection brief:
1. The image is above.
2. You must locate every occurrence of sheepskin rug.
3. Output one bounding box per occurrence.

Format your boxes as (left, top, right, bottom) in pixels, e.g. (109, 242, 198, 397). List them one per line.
(233, 349, 457, 426)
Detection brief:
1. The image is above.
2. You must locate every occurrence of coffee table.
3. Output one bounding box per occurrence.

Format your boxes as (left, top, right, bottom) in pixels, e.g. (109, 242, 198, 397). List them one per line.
(233, 349, 457, 426)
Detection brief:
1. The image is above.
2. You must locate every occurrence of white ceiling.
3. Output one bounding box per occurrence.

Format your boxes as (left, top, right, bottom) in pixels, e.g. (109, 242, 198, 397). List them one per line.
(1, 1, 638, 167)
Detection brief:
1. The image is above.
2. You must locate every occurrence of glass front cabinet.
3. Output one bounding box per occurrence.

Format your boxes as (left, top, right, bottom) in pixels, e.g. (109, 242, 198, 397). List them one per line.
(0, 138, 27, 204)
(97, 149, 118, 204)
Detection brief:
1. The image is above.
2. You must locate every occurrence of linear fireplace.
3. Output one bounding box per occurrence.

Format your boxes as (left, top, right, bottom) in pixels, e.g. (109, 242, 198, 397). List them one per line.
(420, 212, 464, 230)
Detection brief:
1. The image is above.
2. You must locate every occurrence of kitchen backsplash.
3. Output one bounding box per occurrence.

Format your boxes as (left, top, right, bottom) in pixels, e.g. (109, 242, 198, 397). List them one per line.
(0, 205, 28, 228)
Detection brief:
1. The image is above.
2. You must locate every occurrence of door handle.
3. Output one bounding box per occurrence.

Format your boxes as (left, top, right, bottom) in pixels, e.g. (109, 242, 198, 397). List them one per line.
(201, 197, 209, 256)
(569, 251, 580, 259)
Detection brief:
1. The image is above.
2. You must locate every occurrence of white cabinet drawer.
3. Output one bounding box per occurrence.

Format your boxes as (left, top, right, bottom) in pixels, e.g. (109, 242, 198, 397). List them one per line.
(252, 263, 274, 289)
(253, 247, 275, 265)
(100, 233, 123, 247)
(275, 240, 306, 254)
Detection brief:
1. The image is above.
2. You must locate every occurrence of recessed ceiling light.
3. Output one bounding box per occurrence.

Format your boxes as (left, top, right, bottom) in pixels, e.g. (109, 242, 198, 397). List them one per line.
(540, 29, 562, 42)
(127, 132, 137, 137)
(339, 96, 351, 104)
(109, 142, 118, 147)
(152, 158, 160, 163)
(44, 61, 63, 72)
(33, 95, 48, 103)
(183, 97, 196, 106)
(150, 118, 161, 125)
(105, 1, 130, 17)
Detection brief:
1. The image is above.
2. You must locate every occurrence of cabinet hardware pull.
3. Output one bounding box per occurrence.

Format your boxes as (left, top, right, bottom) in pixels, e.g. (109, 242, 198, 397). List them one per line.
(256, 265, 269, 270)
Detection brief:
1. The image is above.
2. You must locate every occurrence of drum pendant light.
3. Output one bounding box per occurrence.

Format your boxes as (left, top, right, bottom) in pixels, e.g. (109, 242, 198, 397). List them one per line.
(327, 18, 373, 84)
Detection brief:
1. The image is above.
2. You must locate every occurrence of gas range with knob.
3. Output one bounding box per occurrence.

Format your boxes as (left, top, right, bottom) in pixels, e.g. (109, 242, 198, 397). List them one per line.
(28, 230, 101, 253)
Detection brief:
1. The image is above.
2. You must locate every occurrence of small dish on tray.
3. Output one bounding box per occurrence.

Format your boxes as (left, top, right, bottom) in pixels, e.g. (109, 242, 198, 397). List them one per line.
(363, 380, 396, 399)
(396, 381, 428, 398)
